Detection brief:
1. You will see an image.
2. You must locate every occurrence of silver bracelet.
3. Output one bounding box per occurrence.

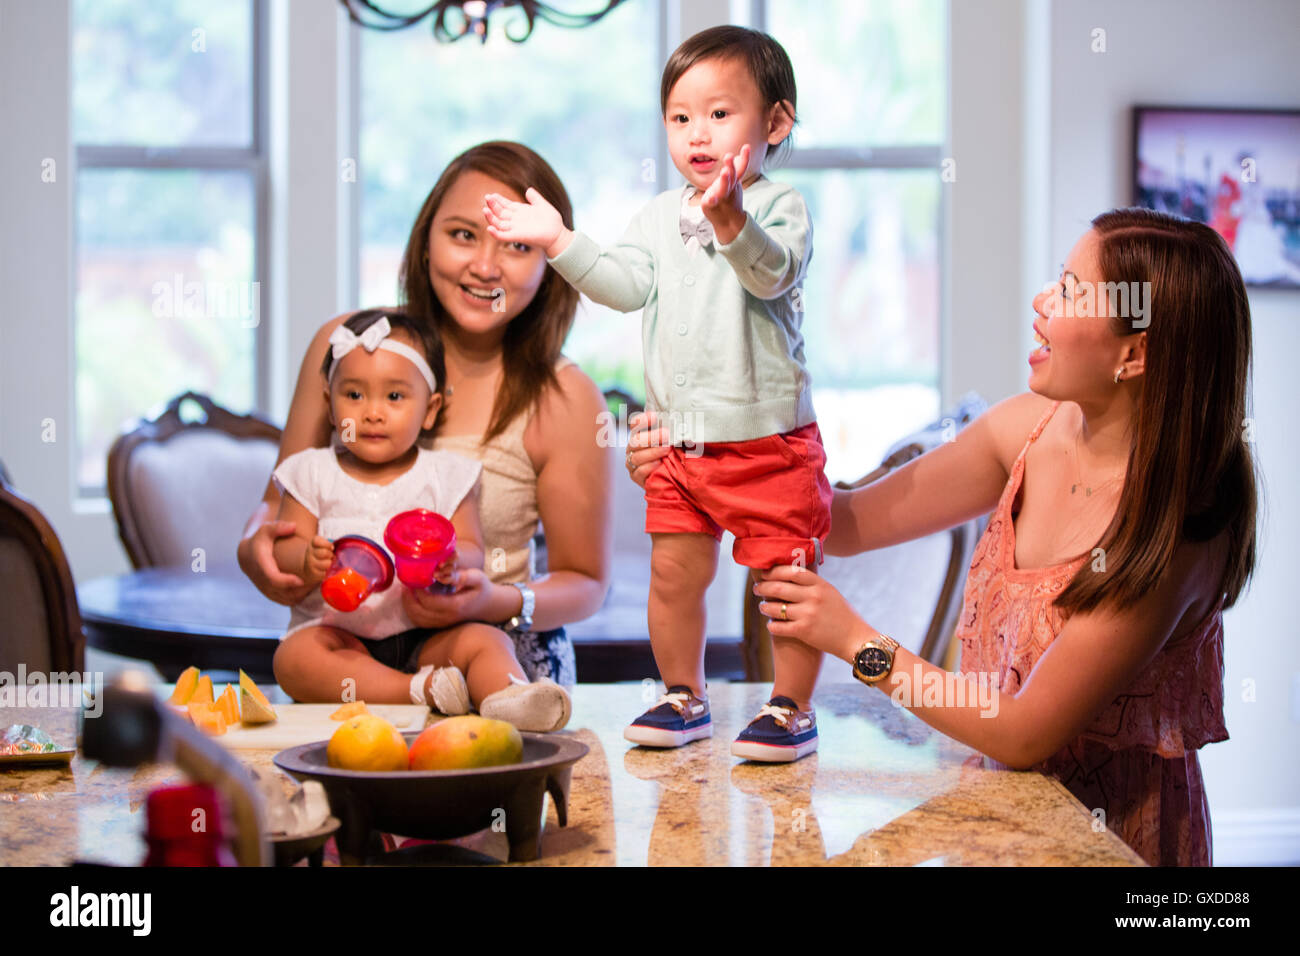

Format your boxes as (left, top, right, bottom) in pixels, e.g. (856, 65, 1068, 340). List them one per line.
(505, 581, 535, 633)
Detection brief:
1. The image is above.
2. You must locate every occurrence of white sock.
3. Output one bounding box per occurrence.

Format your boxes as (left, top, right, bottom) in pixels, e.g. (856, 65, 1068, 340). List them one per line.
(410, 666, 434, 706)
(480, 677, 571, 733)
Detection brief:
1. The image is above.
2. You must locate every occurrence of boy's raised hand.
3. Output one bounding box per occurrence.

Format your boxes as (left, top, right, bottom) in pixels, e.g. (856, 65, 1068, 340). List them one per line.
(483, 188, 572, 259)
(700, 143, 749, 244)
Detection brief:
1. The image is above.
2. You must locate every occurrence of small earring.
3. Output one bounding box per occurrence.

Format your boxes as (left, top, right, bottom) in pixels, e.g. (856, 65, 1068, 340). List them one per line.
(1113, 367, 1125, 384)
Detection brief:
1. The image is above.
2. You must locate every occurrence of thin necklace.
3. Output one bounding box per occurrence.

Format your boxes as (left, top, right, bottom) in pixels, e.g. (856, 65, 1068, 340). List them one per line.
(1072, 429, 1125, 496)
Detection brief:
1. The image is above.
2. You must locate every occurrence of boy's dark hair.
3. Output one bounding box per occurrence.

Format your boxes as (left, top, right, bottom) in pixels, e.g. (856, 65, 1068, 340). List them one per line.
(660, 25, 798, 167)
(320, 308, 446, 439)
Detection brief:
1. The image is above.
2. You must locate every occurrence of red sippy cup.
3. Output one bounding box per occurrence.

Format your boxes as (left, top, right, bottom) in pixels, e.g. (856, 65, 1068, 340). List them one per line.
(320, 535, 394, 611)
(384, 509, 458, 591)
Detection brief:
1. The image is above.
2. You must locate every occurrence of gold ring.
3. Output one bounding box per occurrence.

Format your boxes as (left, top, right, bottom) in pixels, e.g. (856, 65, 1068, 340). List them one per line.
(780, 603, 788, 622)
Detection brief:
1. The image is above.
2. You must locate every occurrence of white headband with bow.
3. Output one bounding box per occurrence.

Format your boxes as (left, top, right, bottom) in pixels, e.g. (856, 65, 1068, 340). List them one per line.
(326, 316, 437, 393)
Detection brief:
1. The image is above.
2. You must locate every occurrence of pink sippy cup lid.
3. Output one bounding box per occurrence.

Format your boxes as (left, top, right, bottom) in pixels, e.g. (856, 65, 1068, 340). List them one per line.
(330, 535, 395, 592)
(384, 509, 457, 565)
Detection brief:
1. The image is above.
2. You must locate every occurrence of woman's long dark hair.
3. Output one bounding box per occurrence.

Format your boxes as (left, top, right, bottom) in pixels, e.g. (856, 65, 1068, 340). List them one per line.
(399, 141, 579, 443)
(1055, 207, 1259, 615)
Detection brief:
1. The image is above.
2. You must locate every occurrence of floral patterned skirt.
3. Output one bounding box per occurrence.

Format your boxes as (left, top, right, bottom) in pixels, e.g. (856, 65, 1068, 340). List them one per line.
(510, 627, 576, 688)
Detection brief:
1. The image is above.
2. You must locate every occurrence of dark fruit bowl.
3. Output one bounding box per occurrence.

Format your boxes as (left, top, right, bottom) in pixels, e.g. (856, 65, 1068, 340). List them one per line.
(270, 816, 340, 867)
(273, 732, 588, 864)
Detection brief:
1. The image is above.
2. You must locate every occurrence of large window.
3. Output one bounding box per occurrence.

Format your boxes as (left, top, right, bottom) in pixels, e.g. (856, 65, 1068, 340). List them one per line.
(72, 0, 265, 494)
(359, 0, 662, 391)
(753, 0, 946, 481)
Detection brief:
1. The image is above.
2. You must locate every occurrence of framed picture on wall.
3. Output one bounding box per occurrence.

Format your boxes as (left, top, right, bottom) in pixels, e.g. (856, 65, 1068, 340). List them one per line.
(1132, 106, 1300, 288)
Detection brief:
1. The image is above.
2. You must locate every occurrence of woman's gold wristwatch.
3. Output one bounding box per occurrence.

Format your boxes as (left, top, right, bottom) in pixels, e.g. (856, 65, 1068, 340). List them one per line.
(851, 633, 900, 684)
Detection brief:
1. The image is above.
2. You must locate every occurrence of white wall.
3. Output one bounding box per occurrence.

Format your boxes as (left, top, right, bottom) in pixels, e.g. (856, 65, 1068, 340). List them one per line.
(1046, 0, 1300, 863)
(948, 0, 1031, 406)
(0, 2, 84, 563)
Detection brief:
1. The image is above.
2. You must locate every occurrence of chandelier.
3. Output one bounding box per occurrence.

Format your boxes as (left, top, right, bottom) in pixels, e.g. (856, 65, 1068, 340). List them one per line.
(340, 0, 627, 44)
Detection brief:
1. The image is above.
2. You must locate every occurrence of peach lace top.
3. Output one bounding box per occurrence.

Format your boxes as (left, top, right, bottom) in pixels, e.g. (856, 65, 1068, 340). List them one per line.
(955, 400, 1228, 866)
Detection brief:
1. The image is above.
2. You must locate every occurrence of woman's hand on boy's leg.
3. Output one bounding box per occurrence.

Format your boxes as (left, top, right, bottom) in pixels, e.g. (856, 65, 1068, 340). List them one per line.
(753, 564, 869, 664)
(483, 188, 571, 258)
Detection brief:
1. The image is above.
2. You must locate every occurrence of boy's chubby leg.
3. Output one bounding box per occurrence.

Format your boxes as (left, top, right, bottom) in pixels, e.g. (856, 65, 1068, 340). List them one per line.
(273, 625, 415, 704)
(750, 565, 824, 712)
(647, 531, 720, 698)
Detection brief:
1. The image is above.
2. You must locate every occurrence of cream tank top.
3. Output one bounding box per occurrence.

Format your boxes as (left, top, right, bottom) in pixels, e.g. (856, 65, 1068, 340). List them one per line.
(425, 357, 575, 586)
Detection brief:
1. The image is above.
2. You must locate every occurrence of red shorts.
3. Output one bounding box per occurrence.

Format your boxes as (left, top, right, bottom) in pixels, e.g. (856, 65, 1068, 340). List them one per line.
(643, 421, 833, 570)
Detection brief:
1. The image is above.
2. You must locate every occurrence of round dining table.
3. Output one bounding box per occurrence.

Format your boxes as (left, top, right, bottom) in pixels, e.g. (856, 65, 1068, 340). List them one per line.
(78, 564, 288, 682)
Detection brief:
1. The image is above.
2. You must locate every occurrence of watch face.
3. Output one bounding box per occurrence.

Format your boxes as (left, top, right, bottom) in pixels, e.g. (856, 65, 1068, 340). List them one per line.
(856, 646, 891, 679)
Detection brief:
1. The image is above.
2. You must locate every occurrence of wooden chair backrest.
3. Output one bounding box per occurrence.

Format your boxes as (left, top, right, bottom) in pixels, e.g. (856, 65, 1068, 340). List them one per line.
(106, 391, 282, 568)
(0, 470, 85, 674)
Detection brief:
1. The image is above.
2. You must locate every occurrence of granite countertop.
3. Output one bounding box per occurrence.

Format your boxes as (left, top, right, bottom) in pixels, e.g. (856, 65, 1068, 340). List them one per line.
(0, 682, 1144, 866)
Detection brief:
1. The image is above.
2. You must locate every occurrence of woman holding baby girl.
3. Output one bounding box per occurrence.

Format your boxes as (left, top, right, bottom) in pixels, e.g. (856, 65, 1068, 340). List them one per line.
(238, 141, 613, 733)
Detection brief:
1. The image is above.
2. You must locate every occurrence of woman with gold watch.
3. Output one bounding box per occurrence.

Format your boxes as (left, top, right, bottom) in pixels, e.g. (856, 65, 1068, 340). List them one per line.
(630, 208, 1258, 867)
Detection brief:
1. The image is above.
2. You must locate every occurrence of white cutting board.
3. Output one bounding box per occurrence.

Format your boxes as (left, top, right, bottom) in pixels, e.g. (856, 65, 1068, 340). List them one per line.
(215, 704, 431, 750)
(155, 685, 430, 750)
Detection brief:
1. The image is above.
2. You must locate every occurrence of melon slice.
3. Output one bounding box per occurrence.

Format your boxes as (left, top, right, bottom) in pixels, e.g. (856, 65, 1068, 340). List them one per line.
(187, 700, 228, 736)
(330, 701, 368, 720)
(167, 666, 201, 705)
(238, 670, 277, 725)
(191, 674, 214, 705)
(215, 684, 239, 726)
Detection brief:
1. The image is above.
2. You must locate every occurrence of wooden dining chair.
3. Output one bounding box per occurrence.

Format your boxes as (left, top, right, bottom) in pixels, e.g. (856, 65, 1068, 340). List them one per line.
(0, 469, 86, 674)
(107, 391, 282, 569)
(740, 393, 989, 681)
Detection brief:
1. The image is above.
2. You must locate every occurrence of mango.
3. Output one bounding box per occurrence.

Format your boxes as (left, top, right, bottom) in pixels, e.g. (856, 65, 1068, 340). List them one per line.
(408, 715, 523, 771)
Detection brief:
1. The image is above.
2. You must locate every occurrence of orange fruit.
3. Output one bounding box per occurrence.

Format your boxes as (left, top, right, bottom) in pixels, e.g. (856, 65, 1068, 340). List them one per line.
(327, 715, 408, 772)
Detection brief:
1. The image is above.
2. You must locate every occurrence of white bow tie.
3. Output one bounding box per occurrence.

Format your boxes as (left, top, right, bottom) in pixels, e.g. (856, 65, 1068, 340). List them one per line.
(680, 213, 715, 247)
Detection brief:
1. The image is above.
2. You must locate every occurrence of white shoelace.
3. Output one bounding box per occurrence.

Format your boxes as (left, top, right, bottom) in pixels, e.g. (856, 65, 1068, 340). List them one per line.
(754, 703, 795, 729)
(658, 692, 695, 714)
